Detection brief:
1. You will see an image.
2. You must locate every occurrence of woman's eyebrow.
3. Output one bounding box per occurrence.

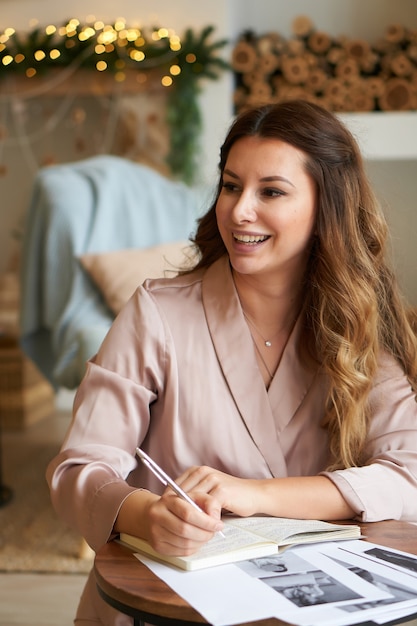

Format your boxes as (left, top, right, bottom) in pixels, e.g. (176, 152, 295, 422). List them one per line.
(223, 169, 295, 188)
(261, 175, 295, 187)
(223, 168, 239, 179)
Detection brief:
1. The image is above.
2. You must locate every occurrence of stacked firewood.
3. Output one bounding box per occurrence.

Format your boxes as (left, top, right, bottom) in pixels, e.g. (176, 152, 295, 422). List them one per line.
(232, 16, 417, 113)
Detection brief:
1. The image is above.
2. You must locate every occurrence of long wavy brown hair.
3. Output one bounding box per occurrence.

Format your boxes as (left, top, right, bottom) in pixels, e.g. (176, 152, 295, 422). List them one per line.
(188, 99, 417, 469)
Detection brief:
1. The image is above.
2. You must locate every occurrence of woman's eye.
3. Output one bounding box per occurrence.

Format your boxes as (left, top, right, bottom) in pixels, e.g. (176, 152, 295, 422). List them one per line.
(222, 181, 239, 192)
(263, 187, 284, 198)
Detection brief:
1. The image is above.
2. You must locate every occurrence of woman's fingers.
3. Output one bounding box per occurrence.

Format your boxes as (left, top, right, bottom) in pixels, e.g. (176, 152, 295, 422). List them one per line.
(176, 466, 261, 517)
(146, 491, 221, 555)
(176, 465, 223, 493)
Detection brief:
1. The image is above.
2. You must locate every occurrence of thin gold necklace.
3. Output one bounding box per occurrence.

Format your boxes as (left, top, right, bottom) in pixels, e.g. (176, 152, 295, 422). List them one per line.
(242, 311, 276, 386)
(243, 310, 279, 348)
(250, 334, 275, 387)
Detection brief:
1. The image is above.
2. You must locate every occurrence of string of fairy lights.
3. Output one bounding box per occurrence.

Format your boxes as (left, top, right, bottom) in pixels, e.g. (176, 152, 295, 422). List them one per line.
(0, 17, 229, 183)
(1, 18, 189, 85)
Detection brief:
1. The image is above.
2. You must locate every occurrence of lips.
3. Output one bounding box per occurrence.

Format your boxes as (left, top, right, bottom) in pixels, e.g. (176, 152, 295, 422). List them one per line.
(233, 233, 270, 244)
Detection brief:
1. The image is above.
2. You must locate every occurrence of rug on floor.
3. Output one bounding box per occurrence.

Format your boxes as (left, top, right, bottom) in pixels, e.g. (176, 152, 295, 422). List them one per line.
(0, 438, 94, 573)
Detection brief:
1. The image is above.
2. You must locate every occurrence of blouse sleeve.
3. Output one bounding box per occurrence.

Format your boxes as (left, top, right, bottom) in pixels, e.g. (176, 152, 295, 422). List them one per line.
(46, 286, 165, 551)
(322, 352, 417, 522)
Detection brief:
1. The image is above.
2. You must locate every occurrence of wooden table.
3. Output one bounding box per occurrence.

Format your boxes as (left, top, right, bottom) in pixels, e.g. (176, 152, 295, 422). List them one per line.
(94, 520, 417, 626)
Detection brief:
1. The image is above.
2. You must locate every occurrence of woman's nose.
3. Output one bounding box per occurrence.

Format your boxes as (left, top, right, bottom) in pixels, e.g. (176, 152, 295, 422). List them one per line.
(231, 192, 257, 223)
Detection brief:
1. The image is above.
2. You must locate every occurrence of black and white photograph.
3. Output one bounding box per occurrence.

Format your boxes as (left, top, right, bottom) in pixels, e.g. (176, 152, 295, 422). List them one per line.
(261, 570, 362, 608)
(364, 547, 417, 575)
(335, 562, 417, 614)
(238, 552, 362, 608)
(237, 551, 312, 579)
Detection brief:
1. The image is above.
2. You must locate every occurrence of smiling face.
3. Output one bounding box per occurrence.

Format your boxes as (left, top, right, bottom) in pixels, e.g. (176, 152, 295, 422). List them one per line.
(215, 136, 318, 288)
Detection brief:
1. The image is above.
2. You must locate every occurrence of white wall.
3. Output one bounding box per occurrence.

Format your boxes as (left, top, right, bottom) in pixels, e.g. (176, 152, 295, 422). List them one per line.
(367, 160, 417, 304)
(1, 0, 417, 303)
(229, 0, 417, 39)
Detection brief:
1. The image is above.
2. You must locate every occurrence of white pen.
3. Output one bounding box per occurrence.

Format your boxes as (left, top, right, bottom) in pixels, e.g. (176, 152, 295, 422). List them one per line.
(136, 447, 225, 538)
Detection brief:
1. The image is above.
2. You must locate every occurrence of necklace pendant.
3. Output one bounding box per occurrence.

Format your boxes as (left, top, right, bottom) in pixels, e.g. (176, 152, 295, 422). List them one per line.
(265, 340, 272, 347)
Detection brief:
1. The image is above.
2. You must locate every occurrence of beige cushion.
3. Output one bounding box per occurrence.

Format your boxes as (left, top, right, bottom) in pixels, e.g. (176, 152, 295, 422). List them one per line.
(79, 240, 194, 314)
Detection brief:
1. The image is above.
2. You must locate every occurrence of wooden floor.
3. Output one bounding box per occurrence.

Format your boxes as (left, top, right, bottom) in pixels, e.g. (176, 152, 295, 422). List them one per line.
(0, 390, 88, 626)
(0, 572, 87, 626)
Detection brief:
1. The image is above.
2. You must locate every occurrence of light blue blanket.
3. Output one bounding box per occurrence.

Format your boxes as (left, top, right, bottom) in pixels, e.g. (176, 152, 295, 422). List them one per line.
(20, 155, 209, 389)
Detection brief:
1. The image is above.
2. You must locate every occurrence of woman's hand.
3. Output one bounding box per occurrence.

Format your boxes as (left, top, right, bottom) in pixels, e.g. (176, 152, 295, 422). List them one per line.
(114, 487, 224, 557)
(176, 466, 262, 518)
(146, 488, 224, 555)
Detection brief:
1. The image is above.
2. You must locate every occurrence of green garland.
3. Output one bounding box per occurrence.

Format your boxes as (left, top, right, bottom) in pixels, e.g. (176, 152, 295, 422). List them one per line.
(0, 20, 229, 184)
(165, 26, 230, 184)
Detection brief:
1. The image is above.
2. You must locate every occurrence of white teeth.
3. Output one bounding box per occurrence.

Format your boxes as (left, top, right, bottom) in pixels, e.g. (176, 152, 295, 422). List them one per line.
(233, 233, 268, 243)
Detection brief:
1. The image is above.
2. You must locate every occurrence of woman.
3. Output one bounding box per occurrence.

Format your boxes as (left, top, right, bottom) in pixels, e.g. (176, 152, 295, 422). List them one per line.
(47, 99, 417, 625)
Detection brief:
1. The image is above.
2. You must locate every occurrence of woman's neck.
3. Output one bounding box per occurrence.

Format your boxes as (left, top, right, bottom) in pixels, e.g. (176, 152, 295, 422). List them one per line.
(233, 270, 302, 336)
